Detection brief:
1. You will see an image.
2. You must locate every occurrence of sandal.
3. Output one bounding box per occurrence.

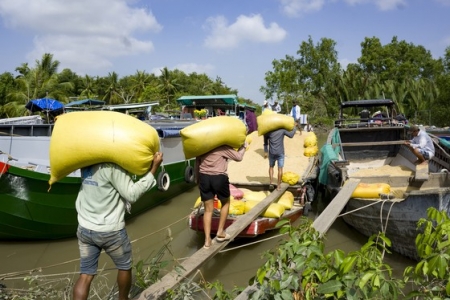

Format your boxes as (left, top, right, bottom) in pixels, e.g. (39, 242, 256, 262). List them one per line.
(203, 244, 211, 249)
(216, 233, 231, 242)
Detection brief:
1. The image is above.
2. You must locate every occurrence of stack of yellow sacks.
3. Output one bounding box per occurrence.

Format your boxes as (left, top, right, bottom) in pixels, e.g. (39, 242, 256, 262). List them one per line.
(193, 189, 296, 218)
(303, 132, 318, 157)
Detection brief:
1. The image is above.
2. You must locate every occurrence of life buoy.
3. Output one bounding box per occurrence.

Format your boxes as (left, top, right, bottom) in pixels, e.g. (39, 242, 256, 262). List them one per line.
(184, 165, 195, 183)
(157, 171, 170, 192)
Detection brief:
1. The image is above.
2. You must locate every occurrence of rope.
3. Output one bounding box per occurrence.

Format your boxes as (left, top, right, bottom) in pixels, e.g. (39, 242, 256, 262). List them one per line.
(0, 213, 192, 281)
(218, 233, 287, 253)
(129, 213, 191, 244)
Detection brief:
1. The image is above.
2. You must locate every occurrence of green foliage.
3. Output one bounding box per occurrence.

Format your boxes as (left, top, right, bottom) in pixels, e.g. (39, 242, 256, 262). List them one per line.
(403, 207, 450, 299)
(5, 209, 450, 299)
(247, 218, 404, 299)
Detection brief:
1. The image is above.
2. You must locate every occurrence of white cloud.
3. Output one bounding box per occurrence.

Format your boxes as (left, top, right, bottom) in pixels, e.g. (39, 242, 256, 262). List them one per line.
(279, 0, 325, 17)
(151, 63, 215, 76)
(343, 0, 407, 11)
(203, 14, 287, 49)
(0, 0, 162, 74)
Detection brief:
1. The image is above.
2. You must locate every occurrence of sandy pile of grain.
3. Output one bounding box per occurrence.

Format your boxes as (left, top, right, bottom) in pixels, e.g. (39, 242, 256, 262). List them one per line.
(227, 130, 313, 184)
(351, 164, 413, 177)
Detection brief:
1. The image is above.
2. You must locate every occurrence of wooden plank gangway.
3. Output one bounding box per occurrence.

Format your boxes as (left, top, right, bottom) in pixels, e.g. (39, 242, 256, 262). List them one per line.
(234, 178, 360, 300)
(135, 183, 290, 300)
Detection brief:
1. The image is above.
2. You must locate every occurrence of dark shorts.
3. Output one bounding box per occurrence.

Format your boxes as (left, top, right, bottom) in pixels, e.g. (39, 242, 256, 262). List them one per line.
(198, 173, 230, 203)
(77, 225, 132, 275)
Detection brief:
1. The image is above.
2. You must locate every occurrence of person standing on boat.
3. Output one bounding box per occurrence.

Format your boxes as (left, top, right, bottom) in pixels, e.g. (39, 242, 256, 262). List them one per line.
(264, 127, 296, 190)
(263, 100, 272, 112)
(195, 143, 248, 249)
(271, 101, 281, 113)
(290, 101, 302, 135)
(405, 125, 435, 165)
(72, 152, 163, 300)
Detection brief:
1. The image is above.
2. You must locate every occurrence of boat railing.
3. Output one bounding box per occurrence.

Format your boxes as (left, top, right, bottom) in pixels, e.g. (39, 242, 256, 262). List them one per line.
(335, 117, 405, 129)
(0, 115, 44, 125)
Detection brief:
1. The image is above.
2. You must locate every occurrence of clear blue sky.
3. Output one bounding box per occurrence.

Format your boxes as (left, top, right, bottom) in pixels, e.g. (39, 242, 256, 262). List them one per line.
(0, 0, 449, 104)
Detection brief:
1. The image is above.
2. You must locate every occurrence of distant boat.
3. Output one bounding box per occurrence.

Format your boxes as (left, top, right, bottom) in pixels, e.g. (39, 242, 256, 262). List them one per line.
(319, 99, 450, 260)
(0, 104, 197, 240)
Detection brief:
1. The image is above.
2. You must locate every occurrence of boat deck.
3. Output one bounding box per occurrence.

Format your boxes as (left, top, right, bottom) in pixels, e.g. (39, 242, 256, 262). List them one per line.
(227, 130, 315, 187)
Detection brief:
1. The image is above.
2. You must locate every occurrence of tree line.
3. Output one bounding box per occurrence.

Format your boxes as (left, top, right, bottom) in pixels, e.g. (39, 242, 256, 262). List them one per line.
(1, 35, 449, 126)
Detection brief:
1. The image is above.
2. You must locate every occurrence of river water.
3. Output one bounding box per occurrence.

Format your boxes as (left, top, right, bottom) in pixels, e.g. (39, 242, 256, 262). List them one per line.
(0, 133, 415, 295)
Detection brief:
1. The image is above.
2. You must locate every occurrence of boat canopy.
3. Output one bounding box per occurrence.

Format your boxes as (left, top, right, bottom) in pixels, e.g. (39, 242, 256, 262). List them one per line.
(177, 95, 238, 106)
(103, 102, 159, 111)
(340, 99, 394, 109)
(65, 99, 106, 107)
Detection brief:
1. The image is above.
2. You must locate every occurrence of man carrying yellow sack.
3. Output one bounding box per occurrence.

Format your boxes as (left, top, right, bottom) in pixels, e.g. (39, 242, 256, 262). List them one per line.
(195, 143, 247, 249)
(265, 127, 296, 191)
(73, 152, 163, 300)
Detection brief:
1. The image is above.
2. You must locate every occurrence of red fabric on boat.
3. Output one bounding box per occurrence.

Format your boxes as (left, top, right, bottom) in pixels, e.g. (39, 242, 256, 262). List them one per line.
(229, 184, 244, 199)
(0, 162, 10, 174)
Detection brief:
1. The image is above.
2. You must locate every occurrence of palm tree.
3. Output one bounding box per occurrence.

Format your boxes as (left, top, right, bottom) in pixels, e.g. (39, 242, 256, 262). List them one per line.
(156, 67, 181, 108)
(102, 72, 121, 104)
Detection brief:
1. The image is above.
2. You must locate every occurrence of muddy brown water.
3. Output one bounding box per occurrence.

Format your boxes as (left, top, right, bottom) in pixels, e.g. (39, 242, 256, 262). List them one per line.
(0, 132, 414, 294)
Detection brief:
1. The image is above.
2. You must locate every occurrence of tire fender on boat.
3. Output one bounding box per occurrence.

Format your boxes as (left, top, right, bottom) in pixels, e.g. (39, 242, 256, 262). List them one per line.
(184, 165, 195, 183)
(157, 171, 170, 192)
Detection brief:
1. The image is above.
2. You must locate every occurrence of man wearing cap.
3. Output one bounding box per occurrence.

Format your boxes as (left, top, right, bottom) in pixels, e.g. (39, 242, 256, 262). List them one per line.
(263, 100, 272, 112)
(271, 101, 281, 113)
(405, 125, 435, 165)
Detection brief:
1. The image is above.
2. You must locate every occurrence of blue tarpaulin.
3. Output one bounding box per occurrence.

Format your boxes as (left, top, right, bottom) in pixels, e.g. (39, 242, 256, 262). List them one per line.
(26, 98, 64, 112)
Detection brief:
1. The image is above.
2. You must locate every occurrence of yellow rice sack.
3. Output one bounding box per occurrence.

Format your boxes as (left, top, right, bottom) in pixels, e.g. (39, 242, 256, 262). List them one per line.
(229, 199, 245, 215)
(193, 196, 223, 209)
(49, 111, 159, 185)
(277, 191, 294, 209)
(262, 109, 275, 115)
(243, 190, 269, 202)
(180, 116, 247, 159)
(304, 133, 318, 147)
(282, 171, 299, 185)
(257, 113, 294, 136)
(304, 146, 319, 157)
(351, 183, 391, 198)
(244, 200, 286, 218)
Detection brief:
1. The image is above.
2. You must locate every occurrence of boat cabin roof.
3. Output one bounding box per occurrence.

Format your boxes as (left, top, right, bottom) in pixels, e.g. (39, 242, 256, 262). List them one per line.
(176, 95, 256, 111)
(340, 99, 394, 109)
(65, 99, 106, 107)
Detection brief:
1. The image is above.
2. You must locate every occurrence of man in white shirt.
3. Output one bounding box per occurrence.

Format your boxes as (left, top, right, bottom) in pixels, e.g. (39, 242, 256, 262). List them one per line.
(405, 125, 435, 165)
(290, 101, 301, 135)
(271, 101, 281, 113)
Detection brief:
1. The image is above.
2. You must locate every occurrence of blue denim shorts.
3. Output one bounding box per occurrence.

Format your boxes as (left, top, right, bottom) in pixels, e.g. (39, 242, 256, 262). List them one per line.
(269, 154, 285, 168)
(418, 148, 431, 160)
(77, 225, 132, 275)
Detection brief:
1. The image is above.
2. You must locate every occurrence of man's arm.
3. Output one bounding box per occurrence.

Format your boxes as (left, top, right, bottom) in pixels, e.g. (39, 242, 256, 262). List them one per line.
(285, 127, 297, 138)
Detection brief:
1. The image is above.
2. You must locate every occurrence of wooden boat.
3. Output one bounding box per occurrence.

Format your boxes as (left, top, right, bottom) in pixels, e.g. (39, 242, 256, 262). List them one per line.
(319, 99, 450, 260)
(0, 105, 197, 240)
(188, 155, 319, 238)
